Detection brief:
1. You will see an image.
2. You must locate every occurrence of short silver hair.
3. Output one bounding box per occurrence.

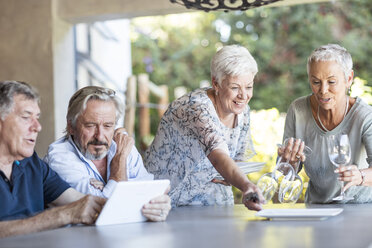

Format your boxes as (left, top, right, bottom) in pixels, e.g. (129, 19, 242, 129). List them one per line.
(307, 44, 353, 80)
(66, 86, 123, 135)
(0, 81, 39, 120)
(210, 44, 258, 86)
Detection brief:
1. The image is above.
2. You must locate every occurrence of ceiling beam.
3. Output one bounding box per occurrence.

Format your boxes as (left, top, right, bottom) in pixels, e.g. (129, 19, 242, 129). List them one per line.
(56, 0, 337, 24)
(56, 0, 189, 23)
(269, 0, 341, 7)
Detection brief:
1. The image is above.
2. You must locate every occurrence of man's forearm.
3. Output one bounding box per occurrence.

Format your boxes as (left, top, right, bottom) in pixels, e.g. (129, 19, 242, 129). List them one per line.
(109, 157, 128, 182)
(0, 206, 70, 238)
(0, 194, 106, 238)
(110, 130, 133, 182)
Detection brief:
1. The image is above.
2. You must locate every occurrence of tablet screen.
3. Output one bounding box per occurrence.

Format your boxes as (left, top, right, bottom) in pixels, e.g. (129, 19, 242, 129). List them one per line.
(96, 179, 170, 226)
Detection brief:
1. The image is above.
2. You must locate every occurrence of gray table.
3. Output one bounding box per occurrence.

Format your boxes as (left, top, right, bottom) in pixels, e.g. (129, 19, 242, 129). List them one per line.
(1, 203, 372, 248)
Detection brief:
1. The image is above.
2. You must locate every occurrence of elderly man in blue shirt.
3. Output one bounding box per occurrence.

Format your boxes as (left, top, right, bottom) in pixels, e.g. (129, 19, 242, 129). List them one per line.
(44, 86, 171, 221)
(0, 81, 106, 238)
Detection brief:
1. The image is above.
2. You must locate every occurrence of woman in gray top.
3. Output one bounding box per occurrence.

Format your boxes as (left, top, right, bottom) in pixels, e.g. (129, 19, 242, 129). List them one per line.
(279, 44, 372, 203)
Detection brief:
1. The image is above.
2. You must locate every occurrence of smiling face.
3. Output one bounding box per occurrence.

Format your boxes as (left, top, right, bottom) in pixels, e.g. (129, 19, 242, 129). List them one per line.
(309, 60, 353, 111)
(213, 73, 255, 116)
(69, 99, 116, 160)
(0, 94, 42, 161)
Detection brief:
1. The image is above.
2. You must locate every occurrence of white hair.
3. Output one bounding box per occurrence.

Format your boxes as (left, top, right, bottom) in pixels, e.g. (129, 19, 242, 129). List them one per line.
(210, 44, 258, 86)
(307, 44, 353, 80)
(65, 86, 123, 136)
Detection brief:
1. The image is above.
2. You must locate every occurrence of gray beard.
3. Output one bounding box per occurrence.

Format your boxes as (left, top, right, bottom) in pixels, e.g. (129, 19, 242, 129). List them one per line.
(74, 139, 108, 161)
(84, 149, 108, 161)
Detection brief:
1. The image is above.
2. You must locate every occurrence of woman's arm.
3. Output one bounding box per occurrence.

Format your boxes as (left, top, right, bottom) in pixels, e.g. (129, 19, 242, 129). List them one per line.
(208, 149, 264, 211)
(340, 113, 372, 191)
(337, 166, 372, 192)
(337, 109, 372, 191)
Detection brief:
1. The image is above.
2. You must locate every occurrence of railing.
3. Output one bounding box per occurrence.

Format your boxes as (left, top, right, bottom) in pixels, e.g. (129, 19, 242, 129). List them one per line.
(124, 73, 169, 150)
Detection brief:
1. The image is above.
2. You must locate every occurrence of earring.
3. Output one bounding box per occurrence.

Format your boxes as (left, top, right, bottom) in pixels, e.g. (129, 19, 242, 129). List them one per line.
(215, 91, 218, 96)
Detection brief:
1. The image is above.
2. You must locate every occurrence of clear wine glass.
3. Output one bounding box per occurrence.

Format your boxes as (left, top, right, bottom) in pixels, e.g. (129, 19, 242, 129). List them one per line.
(327, 134, 353, 201)
(278, 174, 303, 204)
(256, 172, 278, 202)
(257, 162, 296, 202)
(257, 138, 310, 203)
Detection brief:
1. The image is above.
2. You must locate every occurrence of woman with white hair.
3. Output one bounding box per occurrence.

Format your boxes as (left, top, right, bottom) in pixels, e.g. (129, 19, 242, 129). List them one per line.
(278, 44, 372, 203)
(145, 45, 264, 210)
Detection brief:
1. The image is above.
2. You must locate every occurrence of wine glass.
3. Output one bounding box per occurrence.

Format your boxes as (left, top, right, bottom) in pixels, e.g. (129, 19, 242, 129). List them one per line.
(257, 162, 296, 202)
(257, 137, 309, 203)
(278, 174, 303, 204)
(257, 172, 278, 202)
(274, 138, 307, 203)
(327, 134, 353, 201)
(273, 161, 296, 181)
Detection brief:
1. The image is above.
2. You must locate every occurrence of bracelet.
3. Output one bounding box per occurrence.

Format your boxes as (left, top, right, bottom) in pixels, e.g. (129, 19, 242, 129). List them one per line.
(358, 170, 366, 186)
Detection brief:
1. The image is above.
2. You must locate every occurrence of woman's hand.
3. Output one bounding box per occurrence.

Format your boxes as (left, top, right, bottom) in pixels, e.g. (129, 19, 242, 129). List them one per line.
(211, 178, 231, 186)
(335, 165, 364, 191)
(208, 150, 265, 211)
(242, 183, 265, 211)
(277, 138, 306, 169)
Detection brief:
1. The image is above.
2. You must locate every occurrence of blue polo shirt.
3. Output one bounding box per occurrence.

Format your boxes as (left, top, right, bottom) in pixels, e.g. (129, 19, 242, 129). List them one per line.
(0, 152, 70, 221)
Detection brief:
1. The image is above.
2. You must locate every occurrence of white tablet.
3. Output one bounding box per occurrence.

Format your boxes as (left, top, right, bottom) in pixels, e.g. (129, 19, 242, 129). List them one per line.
(95, 179, 170, 226)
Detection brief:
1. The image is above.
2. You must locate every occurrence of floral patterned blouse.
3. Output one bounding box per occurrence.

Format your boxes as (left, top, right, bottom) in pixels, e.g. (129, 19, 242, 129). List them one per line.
(144, 88, 255, 207)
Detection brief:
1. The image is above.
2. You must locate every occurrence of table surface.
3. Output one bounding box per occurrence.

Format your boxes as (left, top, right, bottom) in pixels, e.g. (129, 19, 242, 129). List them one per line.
(1, 203, 372, 248)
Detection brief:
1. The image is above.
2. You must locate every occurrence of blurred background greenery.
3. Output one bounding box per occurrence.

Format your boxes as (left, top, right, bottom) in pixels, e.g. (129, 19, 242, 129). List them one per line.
(129, 0, 372, 202)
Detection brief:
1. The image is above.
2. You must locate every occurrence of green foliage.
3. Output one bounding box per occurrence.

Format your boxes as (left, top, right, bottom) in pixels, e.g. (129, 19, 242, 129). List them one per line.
(131, 13, 219, 99)
(351, 77, 372, 104)
(248, 108, 284, 178)
(131, 0, 372, 114)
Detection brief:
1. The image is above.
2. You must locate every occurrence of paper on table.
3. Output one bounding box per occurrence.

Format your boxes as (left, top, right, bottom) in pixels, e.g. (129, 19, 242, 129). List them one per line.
(96, 180, 170, 226)
(256, 208, 343, 220)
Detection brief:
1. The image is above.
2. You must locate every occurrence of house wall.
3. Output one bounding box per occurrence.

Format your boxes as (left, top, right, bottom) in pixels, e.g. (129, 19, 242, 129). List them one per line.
(0, 0, 55, 155)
